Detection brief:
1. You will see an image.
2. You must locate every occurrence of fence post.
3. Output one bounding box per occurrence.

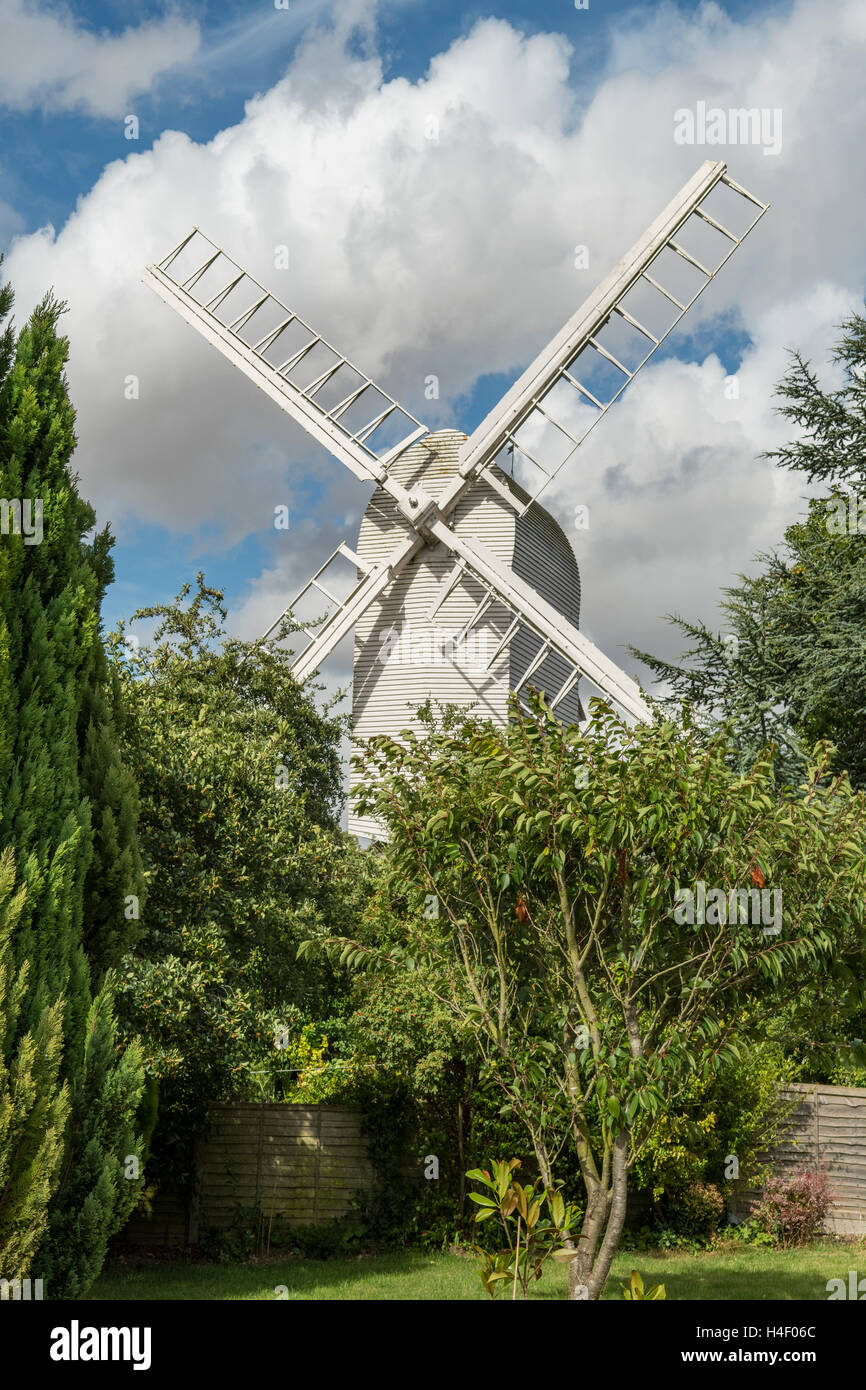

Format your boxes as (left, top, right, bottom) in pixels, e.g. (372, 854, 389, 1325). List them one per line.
(255, 1105, 265, 1214)
(313, 1108, 323, 1225)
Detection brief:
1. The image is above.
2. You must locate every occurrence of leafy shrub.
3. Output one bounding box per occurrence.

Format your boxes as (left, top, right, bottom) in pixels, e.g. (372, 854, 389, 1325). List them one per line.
(655, 1227, 701, 1253)
(466, 1159, 579, 1299)
(710, 1219, 775, 1250)
(200, 1211, 366, 1262)
(751, 1167, 833, 1247)
(828, 1054, 866, 1089)
(667, 1180, 726, 1238)
(272, 1218, 366, 1260)
(630, 1039, 798, 1216)
(199, 1223, 257, 1263)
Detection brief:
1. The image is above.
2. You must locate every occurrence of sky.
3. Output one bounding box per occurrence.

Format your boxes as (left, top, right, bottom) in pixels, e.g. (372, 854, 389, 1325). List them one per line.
(2, 0, 864, 786)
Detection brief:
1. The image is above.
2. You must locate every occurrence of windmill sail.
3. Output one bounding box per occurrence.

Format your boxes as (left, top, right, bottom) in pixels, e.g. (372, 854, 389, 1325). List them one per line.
(456, 161, 768, 512)
(277, 533, 424, 684)
(143, 229, 429, 486)
(425, 520, 650, 723)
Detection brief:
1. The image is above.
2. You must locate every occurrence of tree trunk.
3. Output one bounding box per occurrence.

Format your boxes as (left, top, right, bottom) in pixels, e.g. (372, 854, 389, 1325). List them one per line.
(567, 1184, 609, 1299)
(587, 1132, 629, 1299)
(567, 1131, 629, 1300)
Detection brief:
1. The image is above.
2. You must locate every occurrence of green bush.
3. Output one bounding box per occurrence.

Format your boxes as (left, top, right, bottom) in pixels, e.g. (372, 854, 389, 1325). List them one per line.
(667, 1180, 726, 1239)
(630, 1038, 798, 1232)
(199, 1211, 366, 1263)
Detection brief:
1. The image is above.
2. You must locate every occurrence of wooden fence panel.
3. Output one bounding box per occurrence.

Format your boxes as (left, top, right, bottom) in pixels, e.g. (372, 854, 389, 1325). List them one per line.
(730, 1083, 866, 1235)
(118, 1103, 375, 1247)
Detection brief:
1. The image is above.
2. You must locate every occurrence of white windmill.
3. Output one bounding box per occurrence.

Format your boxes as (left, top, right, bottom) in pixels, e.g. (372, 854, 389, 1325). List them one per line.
(143, 160, 767, 838)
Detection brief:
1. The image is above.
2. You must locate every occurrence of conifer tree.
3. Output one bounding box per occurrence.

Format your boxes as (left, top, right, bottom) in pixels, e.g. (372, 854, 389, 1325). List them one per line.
(0, 848, 69, 1279)
(632, 309, 866, 788)
(0, 276, 145, 1296)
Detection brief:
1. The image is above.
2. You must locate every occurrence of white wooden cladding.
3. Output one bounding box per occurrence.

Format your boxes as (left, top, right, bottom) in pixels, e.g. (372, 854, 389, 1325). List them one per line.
(348, 431, 584, 839)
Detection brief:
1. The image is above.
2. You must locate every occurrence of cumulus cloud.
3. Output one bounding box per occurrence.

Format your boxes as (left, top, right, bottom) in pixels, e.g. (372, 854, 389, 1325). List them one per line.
(0, 0, 200, 118)
(4, 0, 866, 693)
(0, 197, 25, 245)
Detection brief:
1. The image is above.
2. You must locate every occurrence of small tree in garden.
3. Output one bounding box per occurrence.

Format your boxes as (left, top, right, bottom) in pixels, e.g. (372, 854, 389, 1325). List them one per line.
(113, 576, 371, 1195)
(307, 698, 866, 1300)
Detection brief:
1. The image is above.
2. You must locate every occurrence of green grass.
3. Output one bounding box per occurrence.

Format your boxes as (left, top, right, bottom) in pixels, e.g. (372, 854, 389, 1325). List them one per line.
(89, 1242, 865, 1301)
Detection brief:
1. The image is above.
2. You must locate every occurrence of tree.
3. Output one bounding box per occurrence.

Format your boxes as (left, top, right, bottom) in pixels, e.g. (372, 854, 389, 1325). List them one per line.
(631, 310, 866, 1095)
(0, 283, 145, 1296)
(313, 698, 866, 1299)
(36, 979, 145, 1297)
(632, 310, 866, 790)
(113, 576, 371, 1194)
(340, 876, 485, 1241)
(0, 849, 69, 1278)
(79, 626, 145, 981)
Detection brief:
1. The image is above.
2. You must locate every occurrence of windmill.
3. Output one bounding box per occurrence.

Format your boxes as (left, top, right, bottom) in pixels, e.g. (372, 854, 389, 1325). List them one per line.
(143, 159, 767, 838)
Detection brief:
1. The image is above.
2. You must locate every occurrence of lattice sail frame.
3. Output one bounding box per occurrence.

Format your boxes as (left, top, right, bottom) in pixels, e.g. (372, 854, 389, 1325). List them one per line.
(144, 228, 429, 485)
(457, 162, 768, 512)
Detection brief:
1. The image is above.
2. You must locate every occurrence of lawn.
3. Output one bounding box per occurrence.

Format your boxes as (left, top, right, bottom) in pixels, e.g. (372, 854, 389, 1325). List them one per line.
(89, 1242, 864, 1301)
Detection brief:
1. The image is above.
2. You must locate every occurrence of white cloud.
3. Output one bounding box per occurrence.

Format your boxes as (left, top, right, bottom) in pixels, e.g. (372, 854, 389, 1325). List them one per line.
(4, 0, 866, 695)
(0, 0, 200, 118)
(0, 197, 25, 245)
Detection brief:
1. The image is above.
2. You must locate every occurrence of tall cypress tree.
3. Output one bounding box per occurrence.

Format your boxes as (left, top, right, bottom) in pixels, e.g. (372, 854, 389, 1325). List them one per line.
(0, 279, 145, 1297)
(0, 270, 71, 1279)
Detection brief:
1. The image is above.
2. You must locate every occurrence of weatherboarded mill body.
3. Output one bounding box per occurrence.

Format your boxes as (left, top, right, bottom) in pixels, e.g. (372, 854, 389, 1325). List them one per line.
(349, 427, 582, 838)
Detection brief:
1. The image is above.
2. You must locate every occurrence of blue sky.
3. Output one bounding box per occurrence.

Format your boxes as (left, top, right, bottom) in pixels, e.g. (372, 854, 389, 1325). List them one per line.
(2, 0, 864, 699)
